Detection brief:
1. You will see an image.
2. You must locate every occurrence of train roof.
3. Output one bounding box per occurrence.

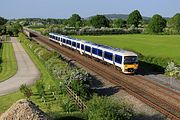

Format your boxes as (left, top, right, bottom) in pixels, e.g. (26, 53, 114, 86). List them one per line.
(49, 33, 137, 56)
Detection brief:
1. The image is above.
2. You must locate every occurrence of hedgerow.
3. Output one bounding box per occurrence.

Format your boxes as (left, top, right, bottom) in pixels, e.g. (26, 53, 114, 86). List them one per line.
(19, 33, 92, 100)
(86, 95, 134, 120)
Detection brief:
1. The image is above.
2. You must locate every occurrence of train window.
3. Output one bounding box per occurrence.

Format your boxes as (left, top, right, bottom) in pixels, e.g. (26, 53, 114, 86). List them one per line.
(104, 51, 113, 61)
(61, 38, 62, 42)
(92, 48, 98, 55)
(77, 43, 80, 48)
(97, 49, 102, 57)
(66, 40, 69, 44)
(72, 42, 76, 47)
(63, 39, 65, 43)
(81, 44, 84, 50)
(68, 40, 71, 45)
(53, 36, 55, 39)
(85, 46, 91, 52)
(115, 55, 122, 64)
(58, 37, 60, 41)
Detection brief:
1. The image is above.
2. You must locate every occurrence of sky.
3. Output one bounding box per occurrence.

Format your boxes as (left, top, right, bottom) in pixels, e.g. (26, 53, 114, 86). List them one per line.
(0, 0, 180, 19)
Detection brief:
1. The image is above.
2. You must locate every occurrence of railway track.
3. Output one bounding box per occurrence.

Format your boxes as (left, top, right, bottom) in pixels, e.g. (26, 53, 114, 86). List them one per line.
(27, 30, 180, 120)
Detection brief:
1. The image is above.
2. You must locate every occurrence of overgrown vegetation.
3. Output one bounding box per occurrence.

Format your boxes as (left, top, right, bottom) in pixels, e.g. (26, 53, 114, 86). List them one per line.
(165, 62, 180, 79)
(86, 96, 134, 120)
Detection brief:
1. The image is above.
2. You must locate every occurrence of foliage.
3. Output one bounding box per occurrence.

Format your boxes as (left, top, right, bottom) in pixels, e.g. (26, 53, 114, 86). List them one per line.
(0, 25, 6, 35)
(86, 96, 134, 120)
(36, 81, 45, 98)
(19, 33, 92, 100)
(60, 96, 79, 112)
(127, 10, 142, 27)
(165, 62, 180, 79)
(0, 16, 8, 26)
(168, 13, 180, 34)
(90, 15, 110, 28)
(50, 112, 87, 120)
(67, 69, 92, 100)
(68, 14, 82, 28)
(113, 18, 126, 28)
(148, 14, 166, 33)
(19, 84, 33, 98)
(6, 22, 22, 36)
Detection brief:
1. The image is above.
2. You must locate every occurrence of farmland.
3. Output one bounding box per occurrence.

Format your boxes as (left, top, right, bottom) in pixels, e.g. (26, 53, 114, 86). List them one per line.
(74, 34, 180, 65)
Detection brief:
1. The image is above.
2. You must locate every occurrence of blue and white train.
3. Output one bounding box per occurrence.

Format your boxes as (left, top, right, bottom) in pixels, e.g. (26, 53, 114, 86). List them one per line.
(49, 33, 138, 74)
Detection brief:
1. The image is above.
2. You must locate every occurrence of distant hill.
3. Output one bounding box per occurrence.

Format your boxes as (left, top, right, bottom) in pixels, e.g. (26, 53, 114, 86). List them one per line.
(85, 14, 151, 20)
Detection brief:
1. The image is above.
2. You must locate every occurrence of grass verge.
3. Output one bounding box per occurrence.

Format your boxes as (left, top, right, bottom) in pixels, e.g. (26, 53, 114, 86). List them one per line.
(0, 42, 17, 82)
(0, 39, 59, 114)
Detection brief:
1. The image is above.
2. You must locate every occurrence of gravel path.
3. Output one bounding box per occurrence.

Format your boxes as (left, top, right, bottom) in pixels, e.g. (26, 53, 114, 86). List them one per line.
(0, 37, 40, 96)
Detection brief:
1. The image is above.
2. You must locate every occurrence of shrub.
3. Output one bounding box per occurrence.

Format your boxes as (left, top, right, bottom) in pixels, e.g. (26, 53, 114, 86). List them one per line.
(165, 61, 180, 79)
(60, 96, 79, 112)
(19, 84, 33, 99)
(86, 96, 134, 120)
(36, 81, 45, 98)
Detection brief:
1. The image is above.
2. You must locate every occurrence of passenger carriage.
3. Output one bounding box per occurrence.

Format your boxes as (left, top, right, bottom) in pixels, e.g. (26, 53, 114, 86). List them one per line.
(49, 33, 138, 74)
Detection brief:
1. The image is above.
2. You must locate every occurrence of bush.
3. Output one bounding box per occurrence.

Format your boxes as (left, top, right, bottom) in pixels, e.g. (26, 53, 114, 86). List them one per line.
(36, 81, 45, 98)
(60, 96, 79, 112)
(19, 84, 33, 99)
(165, 62, 180, 79)
(86, 96, 134, 120)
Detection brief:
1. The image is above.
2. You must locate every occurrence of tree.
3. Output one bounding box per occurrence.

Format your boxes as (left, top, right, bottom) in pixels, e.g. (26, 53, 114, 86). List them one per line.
(113, 18, 126, 28)
(90, 15, 110, 28)
(127, 10, 142, 27)
(6, 22, 22, 36)
(68, 14, 82, 27)
(148, 14, 166, 33)
(0, 17, 7, 26)
(19, 84, 33, 99)
(168, 13, 180, 33)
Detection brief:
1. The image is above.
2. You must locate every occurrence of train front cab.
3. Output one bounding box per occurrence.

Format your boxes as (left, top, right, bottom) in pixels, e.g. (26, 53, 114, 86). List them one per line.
(122, 56, 138, 74)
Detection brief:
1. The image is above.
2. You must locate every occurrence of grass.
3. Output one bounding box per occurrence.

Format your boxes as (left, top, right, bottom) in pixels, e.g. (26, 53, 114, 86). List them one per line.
(0, 39, 60, 114)
(74, 34, 180, 65)
(0, 42, 17, 82)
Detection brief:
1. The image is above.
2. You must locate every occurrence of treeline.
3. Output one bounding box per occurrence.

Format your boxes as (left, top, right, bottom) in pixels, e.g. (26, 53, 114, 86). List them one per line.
(16, 10, 180, 35)
(0, 10, 180, 36)
(0, 17, 22, 36)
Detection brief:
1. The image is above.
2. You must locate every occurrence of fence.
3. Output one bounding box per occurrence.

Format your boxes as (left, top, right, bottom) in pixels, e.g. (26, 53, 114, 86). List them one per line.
(65, 85, 87, 111)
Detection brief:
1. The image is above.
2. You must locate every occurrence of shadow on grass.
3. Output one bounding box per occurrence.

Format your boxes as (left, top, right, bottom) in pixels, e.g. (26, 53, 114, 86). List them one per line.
(137, 61, 165, 75)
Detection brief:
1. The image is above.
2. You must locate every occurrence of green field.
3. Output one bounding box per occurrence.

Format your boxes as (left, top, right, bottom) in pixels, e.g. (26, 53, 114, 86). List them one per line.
(74, 34, 180, 65)
(0, 42, 17, 82)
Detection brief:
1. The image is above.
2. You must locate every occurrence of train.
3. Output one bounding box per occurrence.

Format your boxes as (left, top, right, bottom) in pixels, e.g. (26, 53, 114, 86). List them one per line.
(49, 33, 138, 74)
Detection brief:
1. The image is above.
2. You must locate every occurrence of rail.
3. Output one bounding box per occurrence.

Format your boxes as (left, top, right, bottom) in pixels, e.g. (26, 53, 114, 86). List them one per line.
(24, 29, 180, 120)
